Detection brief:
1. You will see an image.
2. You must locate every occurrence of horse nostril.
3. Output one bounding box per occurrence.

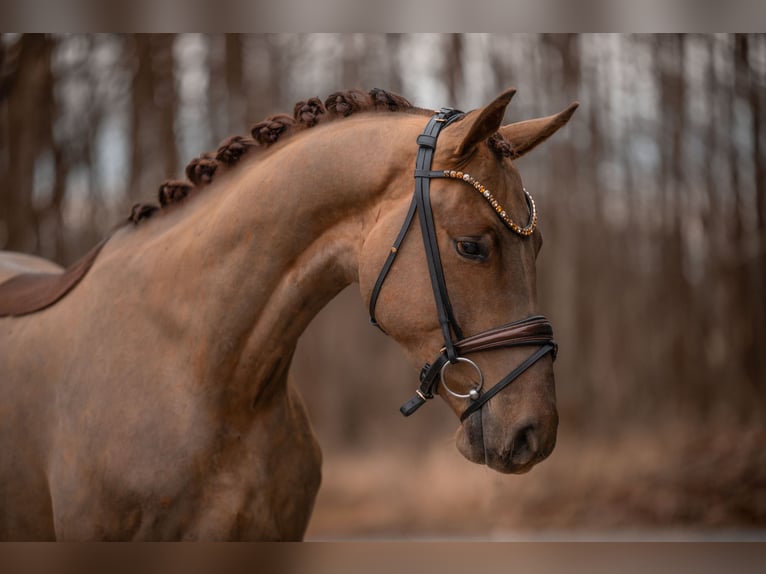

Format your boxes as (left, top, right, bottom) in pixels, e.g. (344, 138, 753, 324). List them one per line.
(510, 425, 539, 466)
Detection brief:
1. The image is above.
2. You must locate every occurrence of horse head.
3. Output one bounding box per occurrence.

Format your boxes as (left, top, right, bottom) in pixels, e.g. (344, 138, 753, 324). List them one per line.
(359, 89, 578, 474)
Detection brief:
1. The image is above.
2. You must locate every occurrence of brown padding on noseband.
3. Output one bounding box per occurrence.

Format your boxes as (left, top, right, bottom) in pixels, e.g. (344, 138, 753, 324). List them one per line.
(0, 236, 111, 317)
(455, 315, 556, 355)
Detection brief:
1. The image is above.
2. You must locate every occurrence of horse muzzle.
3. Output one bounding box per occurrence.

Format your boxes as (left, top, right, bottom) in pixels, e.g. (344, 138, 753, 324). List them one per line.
(457, 390, 559, 474)
(400, 315, 558, 420)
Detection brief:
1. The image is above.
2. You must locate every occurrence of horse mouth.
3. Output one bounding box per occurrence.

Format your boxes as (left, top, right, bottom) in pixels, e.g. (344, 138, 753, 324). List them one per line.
(456, 412, 487, 466)
(456, 411, 553, 474)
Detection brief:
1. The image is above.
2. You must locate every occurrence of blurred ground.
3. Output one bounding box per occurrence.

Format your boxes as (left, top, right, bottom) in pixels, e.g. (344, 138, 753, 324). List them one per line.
(304, 417, 765, 540)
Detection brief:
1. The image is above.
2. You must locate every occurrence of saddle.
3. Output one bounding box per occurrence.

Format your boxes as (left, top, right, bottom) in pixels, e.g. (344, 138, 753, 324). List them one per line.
(0, 237, 109, 318)
(0, 201, 161, 318)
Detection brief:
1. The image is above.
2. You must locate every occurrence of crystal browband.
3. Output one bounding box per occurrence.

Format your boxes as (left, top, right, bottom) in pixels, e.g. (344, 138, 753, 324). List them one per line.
(441, 170, 537, 236)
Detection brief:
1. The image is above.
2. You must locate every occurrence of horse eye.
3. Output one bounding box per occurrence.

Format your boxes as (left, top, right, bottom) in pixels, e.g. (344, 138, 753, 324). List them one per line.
(455, 239, 488, 260)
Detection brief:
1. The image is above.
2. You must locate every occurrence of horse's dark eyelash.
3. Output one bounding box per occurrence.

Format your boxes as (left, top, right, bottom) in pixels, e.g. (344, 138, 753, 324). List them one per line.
(454, 239, 488, 261)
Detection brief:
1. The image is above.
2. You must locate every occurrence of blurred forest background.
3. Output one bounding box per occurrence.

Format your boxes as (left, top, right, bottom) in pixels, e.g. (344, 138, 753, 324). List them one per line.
(0, 33, 764, 539)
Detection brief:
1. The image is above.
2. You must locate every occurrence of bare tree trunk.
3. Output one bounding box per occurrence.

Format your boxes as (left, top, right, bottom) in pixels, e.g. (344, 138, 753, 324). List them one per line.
(385, 34, 403, 94)
(653, 34, 692, 414)
(0, 37, 14, 246)
(3, 34, 54, 255)
(444, 34, 463, 105)
(129, 34, 178, 201)
(129, 35, 155, 199)
(751, 34, 766, 403)
(245, 34, 281, 122)
(697, 34, 725, 415)
(341, 34, 361, 88)
(225, 34, 245, 135)
(153, 35, 178, 182)
(732, 34, 763, 408)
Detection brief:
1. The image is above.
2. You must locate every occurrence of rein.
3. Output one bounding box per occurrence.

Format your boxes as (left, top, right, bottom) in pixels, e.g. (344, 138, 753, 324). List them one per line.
(368, 108, 558, 421)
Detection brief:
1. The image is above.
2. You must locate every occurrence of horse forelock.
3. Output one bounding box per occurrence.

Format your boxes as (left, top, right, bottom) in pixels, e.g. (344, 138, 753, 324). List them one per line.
(487, 132, 516, 159)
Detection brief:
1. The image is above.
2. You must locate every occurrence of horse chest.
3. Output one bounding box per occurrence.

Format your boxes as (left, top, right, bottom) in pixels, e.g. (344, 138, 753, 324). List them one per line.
(44, 383, 321, 540)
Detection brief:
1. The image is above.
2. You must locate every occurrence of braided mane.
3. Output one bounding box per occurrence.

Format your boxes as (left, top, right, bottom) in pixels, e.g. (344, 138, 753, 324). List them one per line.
(129, 88, 431, 224)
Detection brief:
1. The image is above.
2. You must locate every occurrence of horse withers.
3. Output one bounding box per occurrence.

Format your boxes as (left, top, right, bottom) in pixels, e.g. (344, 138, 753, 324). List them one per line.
(0, 88, 577, 540)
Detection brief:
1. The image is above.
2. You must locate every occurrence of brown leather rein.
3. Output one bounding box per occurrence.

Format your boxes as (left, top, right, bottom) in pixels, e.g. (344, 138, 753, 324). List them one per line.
(368, 108, 558, 421)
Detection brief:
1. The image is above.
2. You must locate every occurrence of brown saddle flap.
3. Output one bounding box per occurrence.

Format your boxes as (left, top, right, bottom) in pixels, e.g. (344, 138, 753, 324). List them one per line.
(0, 237, 109, 318)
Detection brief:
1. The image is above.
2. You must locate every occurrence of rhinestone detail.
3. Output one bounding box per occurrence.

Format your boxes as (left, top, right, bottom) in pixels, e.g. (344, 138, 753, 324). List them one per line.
(442, 170, 538, 236)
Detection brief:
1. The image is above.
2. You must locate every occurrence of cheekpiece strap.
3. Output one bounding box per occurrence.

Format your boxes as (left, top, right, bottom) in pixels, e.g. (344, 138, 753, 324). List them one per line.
(368, 108, 464, 340)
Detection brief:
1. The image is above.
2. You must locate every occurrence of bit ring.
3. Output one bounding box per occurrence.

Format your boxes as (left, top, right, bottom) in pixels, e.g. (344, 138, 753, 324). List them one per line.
(440, 357, 484, 400)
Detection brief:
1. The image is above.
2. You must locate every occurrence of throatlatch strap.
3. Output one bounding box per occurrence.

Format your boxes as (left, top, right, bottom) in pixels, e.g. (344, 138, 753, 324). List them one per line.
(368, 194, 418, 329)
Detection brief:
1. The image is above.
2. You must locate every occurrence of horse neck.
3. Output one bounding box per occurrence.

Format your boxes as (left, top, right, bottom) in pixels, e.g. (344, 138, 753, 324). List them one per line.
(124, 114, 420, 396)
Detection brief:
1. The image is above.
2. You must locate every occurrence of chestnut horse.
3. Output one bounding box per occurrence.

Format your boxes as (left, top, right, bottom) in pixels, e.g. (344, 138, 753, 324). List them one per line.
(0, 88, 576, 540)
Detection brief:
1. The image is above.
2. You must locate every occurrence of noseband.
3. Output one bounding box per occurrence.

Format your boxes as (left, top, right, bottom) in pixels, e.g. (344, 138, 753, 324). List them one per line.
(368, 108, 558, 421)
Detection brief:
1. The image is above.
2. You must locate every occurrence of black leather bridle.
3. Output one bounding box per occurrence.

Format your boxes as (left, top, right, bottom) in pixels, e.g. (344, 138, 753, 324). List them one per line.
(368, 108, 558, 421)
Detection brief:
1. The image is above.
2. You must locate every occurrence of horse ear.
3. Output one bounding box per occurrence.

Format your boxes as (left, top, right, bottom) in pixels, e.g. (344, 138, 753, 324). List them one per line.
(454, 88, 517, 156)
(498, 101, 579, 159)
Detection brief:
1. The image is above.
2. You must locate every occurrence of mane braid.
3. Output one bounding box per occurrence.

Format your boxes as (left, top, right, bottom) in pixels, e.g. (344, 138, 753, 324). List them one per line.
(131, 88, 429, 224)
